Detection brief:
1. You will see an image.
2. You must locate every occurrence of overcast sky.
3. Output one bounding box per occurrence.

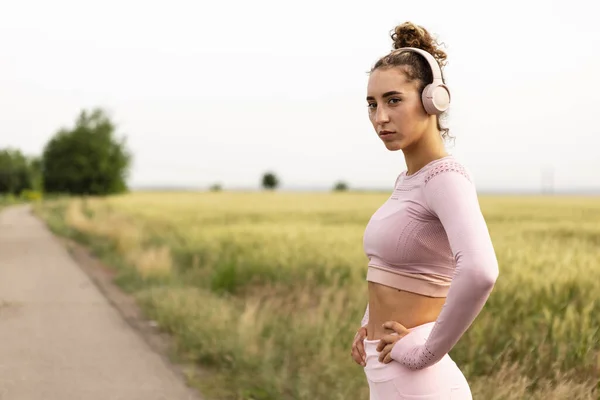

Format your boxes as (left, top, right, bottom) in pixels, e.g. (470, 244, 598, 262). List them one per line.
(1, 0, 599, 192)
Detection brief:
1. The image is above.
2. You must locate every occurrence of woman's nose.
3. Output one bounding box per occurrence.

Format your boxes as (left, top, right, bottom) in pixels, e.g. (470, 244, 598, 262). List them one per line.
(375, 107, 390, 124)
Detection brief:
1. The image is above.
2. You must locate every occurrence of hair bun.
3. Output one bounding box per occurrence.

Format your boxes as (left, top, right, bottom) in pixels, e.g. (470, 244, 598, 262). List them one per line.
(391, 22, 447, 67)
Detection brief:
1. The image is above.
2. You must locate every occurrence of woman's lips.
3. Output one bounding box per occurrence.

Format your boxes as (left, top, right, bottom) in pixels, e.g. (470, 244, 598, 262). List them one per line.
(379, 130, 395, 138)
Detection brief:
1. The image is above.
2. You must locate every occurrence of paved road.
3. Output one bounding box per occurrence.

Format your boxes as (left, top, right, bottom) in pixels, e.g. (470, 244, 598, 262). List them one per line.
(0, 206, 201, 400)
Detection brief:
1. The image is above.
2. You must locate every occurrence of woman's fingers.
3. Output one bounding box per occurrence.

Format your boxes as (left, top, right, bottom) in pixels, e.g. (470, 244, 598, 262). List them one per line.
(374, 322, 413, 363)
(378, 342, 395, 363)
(382, 321, 410, 335)
(357, 337, 366, 364)
(352, 339, 365, 366)
(376, 321, 411, 351)
(352, 328, 367, 367)
(375, 333, 397, 352)
(358, 326, 367, 362)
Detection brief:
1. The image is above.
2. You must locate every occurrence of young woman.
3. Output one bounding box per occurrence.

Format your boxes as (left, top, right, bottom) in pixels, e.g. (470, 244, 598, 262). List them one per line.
(350, 22, 499, 399)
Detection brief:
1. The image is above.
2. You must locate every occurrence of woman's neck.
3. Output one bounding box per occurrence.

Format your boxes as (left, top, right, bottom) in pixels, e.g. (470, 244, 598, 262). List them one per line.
(403, 131, 448, 176)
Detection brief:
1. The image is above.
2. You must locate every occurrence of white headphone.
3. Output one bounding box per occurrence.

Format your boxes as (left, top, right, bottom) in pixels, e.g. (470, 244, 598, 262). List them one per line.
(394, 47, 451, 115)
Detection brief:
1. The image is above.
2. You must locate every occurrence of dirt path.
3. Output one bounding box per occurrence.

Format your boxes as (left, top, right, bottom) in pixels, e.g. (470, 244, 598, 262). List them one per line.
(0, 205, 202, 400)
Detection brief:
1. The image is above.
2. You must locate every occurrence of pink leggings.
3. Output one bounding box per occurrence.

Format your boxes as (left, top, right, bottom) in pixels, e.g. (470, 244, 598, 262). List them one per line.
(363, 322, 472, 399)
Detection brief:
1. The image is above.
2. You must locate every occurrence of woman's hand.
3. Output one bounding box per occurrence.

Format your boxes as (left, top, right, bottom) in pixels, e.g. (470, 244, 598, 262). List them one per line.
(351, 325, 368, 367)
(376, 321, 411, 364)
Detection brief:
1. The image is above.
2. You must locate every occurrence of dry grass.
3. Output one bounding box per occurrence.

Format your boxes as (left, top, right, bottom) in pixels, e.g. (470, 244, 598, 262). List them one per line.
(34, 192, 600, 400)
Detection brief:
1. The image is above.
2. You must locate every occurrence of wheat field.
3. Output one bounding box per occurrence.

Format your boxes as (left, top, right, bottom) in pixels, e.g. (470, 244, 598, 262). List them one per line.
(34, 192, 600, 400)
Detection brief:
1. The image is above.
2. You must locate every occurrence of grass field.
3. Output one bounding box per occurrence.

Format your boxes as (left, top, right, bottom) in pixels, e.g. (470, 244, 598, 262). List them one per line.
(33, 191, 600, 400)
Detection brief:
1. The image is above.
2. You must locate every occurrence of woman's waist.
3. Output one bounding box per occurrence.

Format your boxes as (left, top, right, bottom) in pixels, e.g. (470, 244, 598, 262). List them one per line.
(366, 281, 445, 340)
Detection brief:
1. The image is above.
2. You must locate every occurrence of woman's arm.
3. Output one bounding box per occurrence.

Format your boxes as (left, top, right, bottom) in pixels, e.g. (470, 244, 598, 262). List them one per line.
(390, 164, 499, 370)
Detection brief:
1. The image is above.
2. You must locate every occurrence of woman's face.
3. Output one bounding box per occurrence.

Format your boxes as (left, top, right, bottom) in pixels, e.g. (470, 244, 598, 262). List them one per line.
(366, 67, 432, 151)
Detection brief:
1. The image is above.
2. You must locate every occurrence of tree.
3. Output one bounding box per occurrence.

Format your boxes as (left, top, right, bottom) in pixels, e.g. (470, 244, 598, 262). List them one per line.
(42, 108, 132, 195)
(333, 181, 349, 192)
(0, 148, 37, 195)
(209, 183, 222, 192)
(261, 172, 279, 190)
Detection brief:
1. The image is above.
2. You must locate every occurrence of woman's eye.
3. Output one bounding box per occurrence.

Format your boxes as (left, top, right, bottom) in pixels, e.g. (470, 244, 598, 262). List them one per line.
(389, 98, 401, 104)
(367, 103, 376, 109)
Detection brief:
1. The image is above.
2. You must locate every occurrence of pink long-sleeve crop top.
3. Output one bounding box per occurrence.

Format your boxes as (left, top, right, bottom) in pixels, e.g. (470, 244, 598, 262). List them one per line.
(360, 155, 499, 370)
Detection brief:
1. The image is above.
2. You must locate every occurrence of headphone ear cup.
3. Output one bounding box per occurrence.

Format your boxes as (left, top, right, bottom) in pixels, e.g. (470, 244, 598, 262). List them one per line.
(422, 83, 451, 115)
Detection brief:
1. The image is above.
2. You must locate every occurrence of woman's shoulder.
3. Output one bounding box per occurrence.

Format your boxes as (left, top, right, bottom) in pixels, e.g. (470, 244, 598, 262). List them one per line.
(422, 156, 473, 186)
(419, 157, 481, 214)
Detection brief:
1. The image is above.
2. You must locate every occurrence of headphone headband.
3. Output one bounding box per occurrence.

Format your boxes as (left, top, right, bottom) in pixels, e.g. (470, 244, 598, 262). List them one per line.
(393, 47, 443, 82)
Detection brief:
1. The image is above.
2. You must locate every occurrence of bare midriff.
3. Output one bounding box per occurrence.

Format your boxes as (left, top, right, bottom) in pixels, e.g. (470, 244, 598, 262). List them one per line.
(366, 281, 446, 340)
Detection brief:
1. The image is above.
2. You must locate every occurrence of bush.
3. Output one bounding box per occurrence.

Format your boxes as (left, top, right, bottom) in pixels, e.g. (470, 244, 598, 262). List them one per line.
(20, 190, 43, 202)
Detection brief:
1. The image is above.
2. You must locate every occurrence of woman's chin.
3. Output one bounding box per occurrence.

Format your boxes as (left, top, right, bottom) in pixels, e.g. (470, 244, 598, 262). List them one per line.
(383, 140, 404, 151)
